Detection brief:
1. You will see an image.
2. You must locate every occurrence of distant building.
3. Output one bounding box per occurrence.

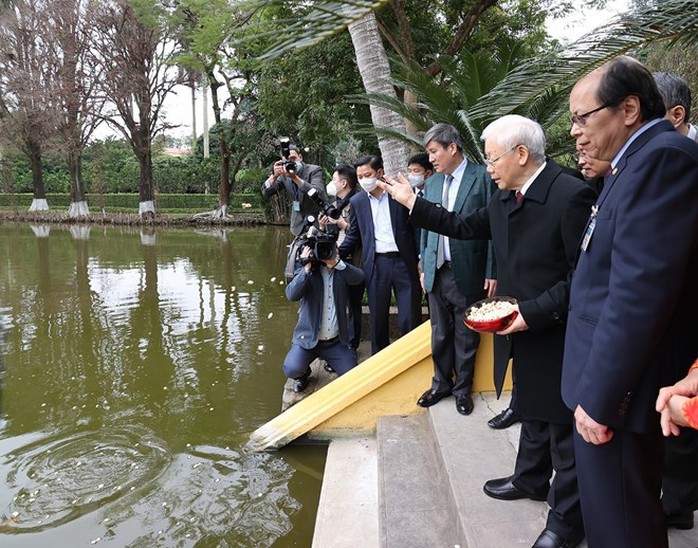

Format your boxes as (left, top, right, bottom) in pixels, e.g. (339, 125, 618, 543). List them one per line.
(163, 147, 192, 158)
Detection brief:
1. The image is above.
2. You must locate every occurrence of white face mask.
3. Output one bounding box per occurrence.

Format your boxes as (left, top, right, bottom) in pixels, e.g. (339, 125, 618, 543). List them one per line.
(326, 182, 337, 197)
(359, 176, 378, 193)
(407, 174, 424, 187)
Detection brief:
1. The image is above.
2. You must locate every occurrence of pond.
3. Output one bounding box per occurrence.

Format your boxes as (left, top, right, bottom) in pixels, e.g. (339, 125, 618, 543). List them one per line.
(0, 222, 326, 547)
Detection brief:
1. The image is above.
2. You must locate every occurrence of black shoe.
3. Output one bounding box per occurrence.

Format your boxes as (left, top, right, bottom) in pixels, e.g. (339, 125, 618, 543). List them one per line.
(417, 389, 450, 408)
(666, 510, 694, 530)
(483, 475, 548, 501)
(323, 362, 335, 374)
(455, 393, 474, 415)
(531, 528, 581, 548)
(487, 407, 522, 429)
(293, 371, 311, 393)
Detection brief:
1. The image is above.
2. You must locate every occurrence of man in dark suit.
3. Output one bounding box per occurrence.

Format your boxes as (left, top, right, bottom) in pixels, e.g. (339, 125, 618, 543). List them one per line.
(261, 144, 326, 236)
(564, 56, 698, 547)
(654, 70, 698, 531)
(380, 115, 596, 548)
(283, 243, 364, 392)
(338, 155, 421, 354)
(416, 123, 496, 416)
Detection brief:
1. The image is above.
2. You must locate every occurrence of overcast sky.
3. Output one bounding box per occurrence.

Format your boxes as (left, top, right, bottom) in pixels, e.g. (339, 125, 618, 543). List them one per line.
(93, 0, 631, 142)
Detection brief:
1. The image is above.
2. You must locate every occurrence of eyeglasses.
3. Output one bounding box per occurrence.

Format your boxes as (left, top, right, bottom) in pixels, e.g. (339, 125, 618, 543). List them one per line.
(484, 145, 519, 169)
(570, 102, 616, 126)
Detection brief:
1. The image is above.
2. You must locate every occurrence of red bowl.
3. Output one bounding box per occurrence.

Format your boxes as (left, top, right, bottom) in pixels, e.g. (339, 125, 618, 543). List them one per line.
(463, 297, 518, 333)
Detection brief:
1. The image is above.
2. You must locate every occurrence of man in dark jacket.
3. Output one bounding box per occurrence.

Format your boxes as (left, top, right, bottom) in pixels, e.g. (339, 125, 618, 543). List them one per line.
(261, 144, 326, 236)
(283, 241, 364, 392)
(379, 114, 596, 548)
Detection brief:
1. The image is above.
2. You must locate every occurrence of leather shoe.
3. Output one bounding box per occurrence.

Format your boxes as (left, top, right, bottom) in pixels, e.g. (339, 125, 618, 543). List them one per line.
(666, 510, 694, 530)
(487, 407, 522, 429)
(417, 388, 450, 408)
(531, 528, 581, 548)
(483, 475, 548, 501)
(293, 371, 311, 393)
(323, 362, 335, 374)
(455, 393, 474, 415)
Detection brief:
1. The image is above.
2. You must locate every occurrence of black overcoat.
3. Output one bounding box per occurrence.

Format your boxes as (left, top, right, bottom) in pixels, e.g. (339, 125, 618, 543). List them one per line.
(411, 160, 597, 423)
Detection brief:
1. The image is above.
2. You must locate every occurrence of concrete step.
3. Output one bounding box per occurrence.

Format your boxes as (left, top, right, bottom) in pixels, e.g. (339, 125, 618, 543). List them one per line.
(428, 393, 547, 547)
(312, 437, 379, 548)
(377, 414, 461, 548)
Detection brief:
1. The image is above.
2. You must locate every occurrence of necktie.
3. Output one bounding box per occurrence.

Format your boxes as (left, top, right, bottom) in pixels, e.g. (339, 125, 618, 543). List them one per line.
(417, 190, 424, 198)
(436, 175, 453, 269)
(516, 190, 523, 203)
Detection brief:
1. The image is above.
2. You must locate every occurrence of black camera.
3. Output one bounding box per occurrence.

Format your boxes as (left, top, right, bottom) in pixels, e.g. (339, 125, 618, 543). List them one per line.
(278, 137, 296, 174)
(298, 226, 338, 265)
(307, 187, 340, 220)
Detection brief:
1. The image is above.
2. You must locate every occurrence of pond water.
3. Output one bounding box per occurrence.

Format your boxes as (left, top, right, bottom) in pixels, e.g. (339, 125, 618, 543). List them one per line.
(0, 222, 326, 547)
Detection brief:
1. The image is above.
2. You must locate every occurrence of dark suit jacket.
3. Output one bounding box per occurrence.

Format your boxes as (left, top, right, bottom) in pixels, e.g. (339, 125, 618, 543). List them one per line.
(411, 160, 597, 423)
(420, 164, 496, 295)
(261, 162, 325, 236)
(338, 190, 420, 288)
(562, 120, 698, 433)
(285, 260, 364, 348)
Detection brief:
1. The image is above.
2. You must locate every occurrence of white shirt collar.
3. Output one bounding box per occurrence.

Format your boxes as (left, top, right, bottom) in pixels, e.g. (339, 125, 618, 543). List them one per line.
(518, 161, 547, 196)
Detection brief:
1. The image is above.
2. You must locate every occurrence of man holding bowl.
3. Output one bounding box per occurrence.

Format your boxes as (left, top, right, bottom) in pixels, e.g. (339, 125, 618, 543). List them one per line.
(378, 115, 596, 548)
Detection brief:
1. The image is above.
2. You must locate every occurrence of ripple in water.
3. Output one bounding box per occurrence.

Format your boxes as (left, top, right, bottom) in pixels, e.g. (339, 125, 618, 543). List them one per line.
(103, 445, 301, 547)
(0, 425, 171, 532)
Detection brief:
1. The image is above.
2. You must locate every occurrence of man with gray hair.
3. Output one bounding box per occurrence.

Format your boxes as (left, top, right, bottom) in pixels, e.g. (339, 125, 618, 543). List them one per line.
(379, 114, 596, 548)
(415, 123, 496, 416)
(653, 72, 697, 141)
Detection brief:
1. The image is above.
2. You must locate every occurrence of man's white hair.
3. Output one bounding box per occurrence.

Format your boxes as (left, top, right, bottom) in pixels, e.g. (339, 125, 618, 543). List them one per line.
(481, 115, 546, 164)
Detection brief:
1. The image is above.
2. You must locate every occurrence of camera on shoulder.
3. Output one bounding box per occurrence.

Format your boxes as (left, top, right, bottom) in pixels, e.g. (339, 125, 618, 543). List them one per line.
(306, 188, 340, 220)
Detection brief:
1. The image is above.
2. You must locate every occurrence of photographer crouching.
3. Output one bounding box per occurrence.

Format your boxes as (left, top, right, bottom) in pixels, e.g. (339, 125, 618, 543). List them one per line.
(283, 225, 364, 392)
(261, 140, 326, 236)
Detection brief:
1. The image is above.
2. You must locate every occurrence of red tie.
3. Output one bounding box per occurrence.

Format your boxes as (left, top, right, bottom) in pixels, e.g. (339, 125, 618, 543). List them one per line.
(516, 191, 523, 203)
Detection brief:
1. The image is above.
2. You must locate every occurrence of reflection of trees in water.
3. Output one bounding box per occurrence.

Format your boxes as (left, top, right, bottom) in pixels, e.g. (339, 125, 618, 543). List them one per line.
(1, 225, 293, 442)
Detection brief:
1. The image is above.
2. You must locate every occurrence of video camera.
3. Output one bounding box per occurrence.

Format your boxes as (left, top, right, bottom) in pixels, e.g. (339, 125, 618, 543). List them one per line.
(297, 225, 338, 265)
(306, 187, 340, 220)
(277, 137, 297, 175)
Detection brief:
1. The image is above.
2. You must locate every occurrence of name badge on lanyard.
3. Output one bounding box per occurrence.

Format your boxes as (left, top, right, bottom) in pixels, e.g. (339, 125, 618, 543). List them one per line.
(580, 205, 598, 252)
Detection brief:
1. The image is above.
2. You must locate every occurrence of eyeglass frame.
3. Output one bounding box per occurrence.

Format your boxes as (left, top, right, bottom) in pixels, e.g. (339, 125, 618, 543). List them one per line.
(570, 101, 619, 127)
(484, 144, 519, 169)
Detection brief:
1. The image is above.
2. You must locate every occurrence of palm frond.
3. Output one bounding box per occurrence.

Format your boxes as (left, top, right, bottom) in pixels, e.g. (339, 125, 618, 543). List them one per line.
(242, 0, 387, 59)
(470, 0, 698, 120)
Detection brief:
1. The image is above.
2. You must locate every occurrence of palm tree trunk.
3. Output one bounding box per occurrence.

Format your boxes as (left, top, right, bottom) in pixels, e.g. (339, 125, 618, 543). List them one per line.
(348, 12, 408, 177)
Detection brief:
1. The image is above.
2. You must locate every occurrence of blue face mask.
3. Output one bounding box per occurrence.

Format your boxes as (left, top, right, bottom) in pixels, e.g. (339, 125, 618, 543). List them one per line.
(295, 161, 303, 172)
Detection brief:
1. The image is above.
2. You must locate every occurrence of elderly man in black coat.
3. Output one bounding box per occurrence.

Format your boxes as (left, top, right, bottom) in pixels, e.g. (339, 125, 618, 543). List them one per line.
(379, 115, 597, 548)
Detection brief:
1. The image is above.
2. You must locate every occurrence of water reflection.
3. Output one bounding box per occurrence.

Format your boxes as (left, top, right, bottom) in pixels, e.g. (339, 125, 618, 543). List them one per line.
(0, 223, 324, 546)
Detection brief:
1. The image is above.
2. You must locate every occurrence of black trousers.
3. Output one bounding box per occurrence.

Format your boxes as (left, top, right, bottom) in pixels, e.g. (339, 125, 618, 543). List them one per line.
(662, 427, 698, 515)
(512, 420, 583, 541)
(574, 427, 666, 548)
(367, 254, 420, 354)
(427, 265, 483, 396)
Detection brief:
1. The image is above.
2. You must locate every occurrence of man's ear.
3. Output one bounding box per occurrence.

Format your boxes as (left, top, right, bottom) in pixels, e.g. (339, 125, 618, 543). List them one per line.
(665, 105, 686, 129)
(622, 95, 642, 127)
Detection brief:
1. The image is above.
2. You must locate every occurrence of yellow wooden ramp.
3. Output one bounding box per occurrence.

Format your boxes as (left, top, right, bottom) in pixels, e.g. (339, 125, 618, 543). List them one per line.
(247, 320, 509, 451)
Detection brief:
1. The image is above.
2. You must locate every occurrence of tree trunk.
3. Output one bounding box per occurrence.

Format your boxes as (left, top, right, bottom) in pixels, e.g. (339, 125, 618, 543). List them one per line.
(348, 12, 408, 178)
(137, 141, 155, 219)
(26, 138, 49, 211)
(209, 73, 231, 218)
(68, 149, 90, 218)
